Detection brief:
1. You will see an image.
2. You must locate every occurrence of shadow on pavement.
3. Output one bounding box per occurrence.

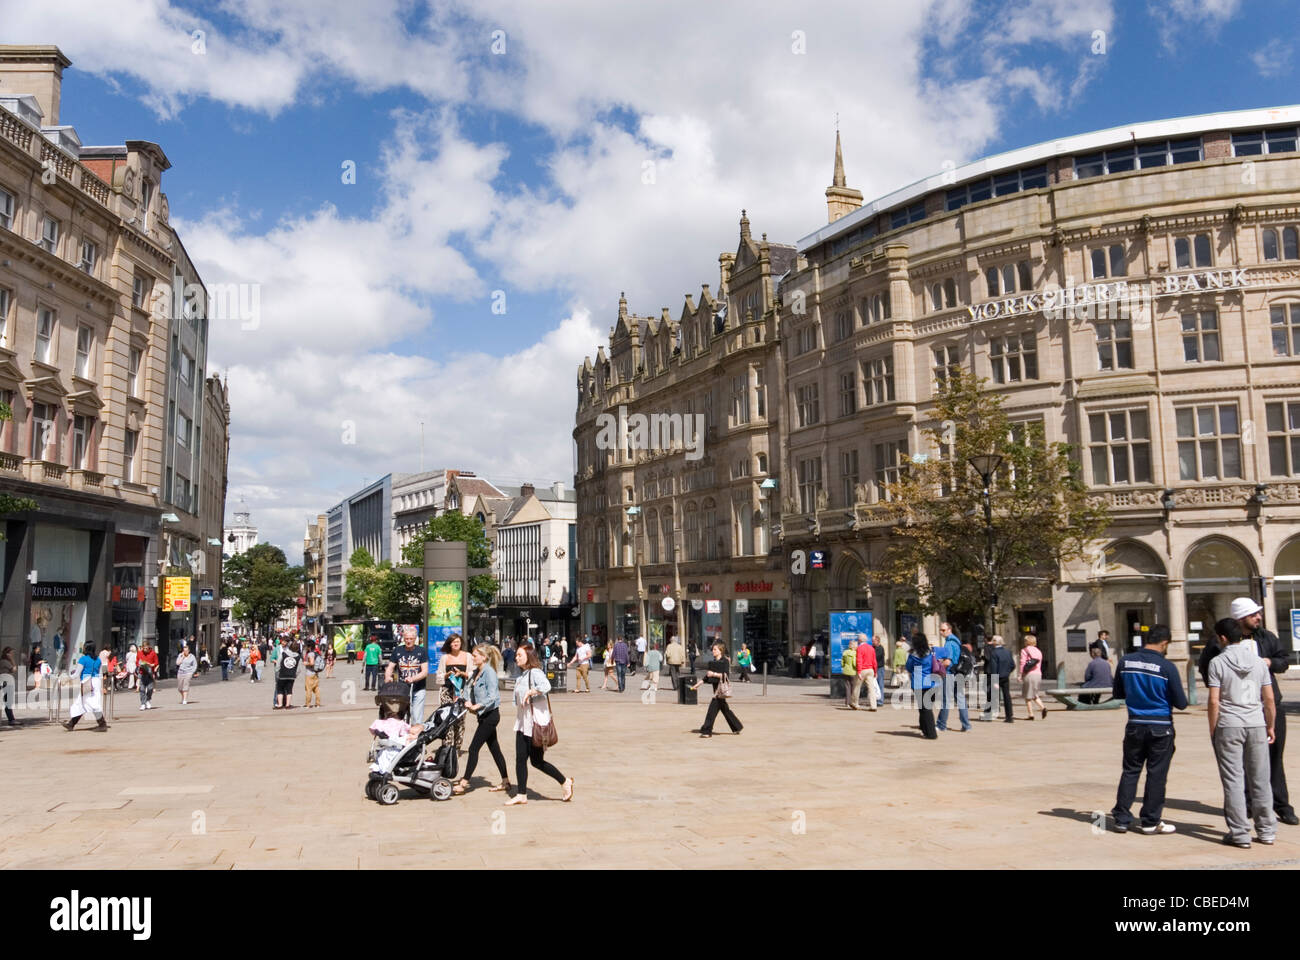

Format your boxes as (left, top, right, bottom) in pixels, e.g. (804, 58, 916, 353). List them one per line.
(1038, 807, 1225, 845)
(876, 730, 927, 739)
(1163, 797, 1226, 818)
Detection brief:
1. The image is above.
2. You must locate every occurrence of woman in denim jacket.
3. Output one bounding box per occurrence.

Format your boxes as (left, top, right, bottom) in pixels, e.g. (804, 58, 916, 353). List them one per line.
(506, 643, 574, 805)
(454, 643, 511, 796)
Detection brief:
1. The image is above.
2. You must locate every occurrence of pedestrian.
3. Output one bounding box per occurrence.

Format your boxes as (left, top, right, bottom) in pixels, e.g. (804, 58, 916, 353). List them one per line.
(1229, 597, 1298, 825)
(64, 643, 108, 732)
(1, 647, 17, 726)
(692, 641, 743, 738)
(600, 643, 617, 691)
(257, 637, 270, 681)
(643, 641, 664, 692)
(125, 644, 138, 689)
(1096, 629, 1113, 663)
(559, 636, 569, 663)
(612, 636, 630, 693)
(1080, 644, 1113, 704)
(303, 642, 324, 707)
(664, 635, 686, 690)
(981, 635, 1015, 722)
(248, 643, 261, 683)
(906, 633, 938, 739)
(219, 640, 230, 681)
(505, 643, 573, 805)
(324, 640, 336, 679)
(856, 633, 879, 713)
(239, 642, 250, 674)
(454, 643, 511, 796)
(736, 642, 754, 682)
(1019, 635, 1047, 720)
(688, 639, 699, 673)
(568, 636, 592, 693)
(799, 642, 809, 678)
(842, 637, 861, 709)
(137, 643, 158, 710)
(892, 637, 909, 688)
(384, 632, 429, 724)
(810, 638, 824, 679)
(634, 634, 647, 673)
(363, 635, 383, 691)
(1207, 617, 1278, 847)
(872, 636, 886, 705)
(175, 643, 197, 705)
(1110, 625, 1187, 835)
(437, 633, 470, 752)
(936, 622, 969, 732)
(274, 641, 301, 710)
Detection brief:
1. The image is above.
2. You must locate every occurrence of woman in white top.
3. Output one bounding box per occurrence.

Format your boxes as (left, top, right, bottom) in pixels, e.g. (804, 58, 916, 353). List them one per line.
(125, 644, 138, 689)
(506, 642, 574, 806)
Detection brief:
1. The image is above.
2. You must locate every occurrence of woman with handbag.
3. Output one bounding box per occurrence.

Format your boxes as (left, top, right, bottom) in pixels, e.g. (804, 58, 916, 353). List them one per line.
(453, 643, 511, 796)
(905, 633, 938, 739)
(437, 633, 471, 752)
(1019, 634, 1047, 720)
(693, 641, 743, 738)
(506, 642, 574, 805)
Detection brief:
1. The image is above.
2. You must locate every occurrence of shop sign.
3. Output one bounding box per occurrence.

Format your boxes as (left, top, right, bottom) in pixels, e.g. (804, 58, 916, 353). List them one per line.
(734, 599, 749, 613)
(691, 599, 704, 611)
(706, 600, 721, 614)
(200, 588, 215, 601)
(659, 584, 671, 595)
(163, 577, 191, 612)
(30, 582, 88, 602)
(586, 589, 594, 602)
(734, 580, 774, 593)
(662, 597, 675, 612)
(687, 582, 712, 594)
(810, 550, 828, 570)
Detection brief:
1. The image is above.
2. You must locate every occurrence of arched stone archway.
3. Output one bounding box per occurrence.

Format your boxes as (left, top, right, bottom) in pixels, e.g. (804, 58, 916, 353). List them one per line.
(1271, 536, 1300, 652)
(1183, 537, 1257, 661)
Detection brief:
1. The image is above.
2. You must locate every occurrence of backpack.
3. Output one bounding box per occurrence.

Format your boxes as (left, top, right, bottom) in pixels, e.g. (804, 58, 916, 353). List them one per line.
(956, 647, 974, 676)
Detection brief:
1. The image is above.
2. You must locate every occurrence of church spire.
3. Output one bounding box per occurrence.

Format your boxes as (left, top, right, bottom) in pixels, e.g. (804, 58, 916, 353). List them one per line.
(825, 128, 863, 224)
(832, 129, 847, 188)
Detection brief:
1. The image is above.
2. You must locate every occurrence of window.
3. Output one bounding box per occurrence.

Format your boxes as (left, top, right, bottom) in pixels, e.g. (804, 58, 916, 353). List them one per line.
(864, 292, 891, 324)
(141, 179, 154, 231)
(797, 457, 822, 513)
(890, 201, 926, 230)
(1075, 138, 1201, 178)
(40, 216, 59, 254)
(795, 383, 820, 426)
(1181, 310, 1220, 363)
(30, 401, 55, 460)
(840, 449, 860, 507)
(129, 347, 142, 396)
(933, 345, 960, 387)
(36, 308, 54, 363)
(79, 239, 97, 274)
(0, 287, 8, 347)
(833, 310, 853, 342)
(1232, 127, 1298, 156)
(177, 412, 192, 448)
(929, 278, 957, 312)
(0, 188, 13, 230)
(1174, 233, 1213, 269)
(1266, 401, 1300, 477)
(75, 326, 92, 378)
(1272, 304, 1300, 357)
(731, 374, 749, 425)
(1176, 404, 1242, 481)
(756, 452, 768, 474)
(132, 275, 150, 309)
(1088, 409, 1152, 485)
(985, 260, 1031, 297)
(1262, 227, 1299, 262)
(1096, 321, 1133, 371)
(873, 440, 908, 501)
(1090, 243, 1127, 278)
(795, 325, 817, 355)
(179, 350, 194, 388)
(755, 367, 766, 418)
(863, 355, 894, 405)
(839, 370, 857, 416)
(989, 332, 1038, 383)
(945, 165, 1047, 210)
(72, 415, 91, 469)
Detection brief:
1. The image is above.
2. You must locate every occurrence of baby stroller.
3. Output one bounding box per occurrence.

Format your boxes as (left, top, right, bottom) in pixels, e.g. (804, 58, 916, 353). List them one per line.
(365, 681, 466, 805)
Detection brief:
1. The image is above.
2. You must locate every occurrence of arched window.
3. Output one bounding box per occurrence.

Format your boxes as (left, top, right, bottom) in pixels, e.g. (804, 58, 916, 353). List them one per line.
(931, 283, 943, 312)
(702, 498, 717, 560)
(737, 502, 753, 556)
(684, 502, 700, 561)
(944, 277, 957, 307)
(756, 452, 768, 474)
(646, 509, 659, 564)
(622, 529, 633, 567)
(661, 506, 674, 561)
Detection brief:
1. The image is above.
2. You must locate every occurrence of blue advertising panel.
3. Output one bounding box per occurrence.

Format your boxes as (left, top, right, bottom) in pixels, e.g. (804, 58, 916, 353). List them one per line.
(1291, 609, 1300, 650)
(829, 611, 872, 676)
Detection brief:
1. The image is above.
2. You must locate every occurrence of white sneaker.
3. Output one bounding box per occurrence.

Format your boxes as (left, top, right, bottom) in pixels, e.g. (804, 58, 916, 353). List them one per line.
(1140, 821, 1176, 835)
(139, 704, 146, 711)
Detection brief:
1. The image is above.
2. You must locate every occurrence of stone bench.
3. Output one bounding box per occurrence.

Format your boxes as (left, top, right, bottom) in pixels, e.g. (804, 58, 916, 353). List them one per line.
(1045, 686, 1124, 710)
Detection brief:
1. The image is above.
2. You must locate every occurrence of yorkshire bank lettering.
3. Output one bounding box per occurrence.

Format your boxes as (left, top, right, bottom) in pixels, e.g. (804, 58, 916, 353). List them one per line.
(735, 580, 774, 593)
(965, 269, 1258, 323)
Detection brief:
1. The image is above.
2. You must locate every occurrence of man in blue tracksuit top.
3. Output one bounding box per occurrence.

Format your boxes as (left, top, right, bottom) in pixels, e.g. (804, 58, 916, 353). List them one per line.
(1111, 625, 1188, 834)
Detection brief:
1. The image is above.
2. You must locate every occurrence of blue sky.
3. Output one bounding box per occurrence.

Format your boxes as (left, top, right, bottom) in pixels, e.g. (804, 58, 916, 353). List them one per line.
(8, 0, 1297, 553)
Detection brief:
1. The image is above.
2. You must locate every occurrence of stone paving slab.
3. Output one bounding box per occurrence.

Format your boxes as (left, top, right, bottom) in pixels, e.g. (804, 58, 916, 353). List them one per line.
(4, 660, 1300, 869)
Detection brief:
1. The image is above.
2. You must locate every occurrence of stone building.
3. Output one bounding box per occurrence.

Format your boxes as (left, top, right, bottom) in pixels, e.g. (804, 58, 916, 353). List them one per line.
(781, 106, 1300, 678)
(574, 215, 794, 666)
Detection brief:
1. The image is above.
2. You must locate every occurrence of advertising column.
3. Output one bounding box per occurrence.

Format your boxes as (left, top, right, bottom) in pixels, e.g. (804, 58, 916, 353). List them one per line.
(426, 579, 463, 676)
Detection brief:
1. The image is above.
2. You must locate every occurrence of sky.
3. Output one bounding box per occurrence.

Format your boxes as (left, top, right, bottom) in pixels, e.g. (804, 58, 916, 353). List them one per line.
(5, 0, 1298, 556)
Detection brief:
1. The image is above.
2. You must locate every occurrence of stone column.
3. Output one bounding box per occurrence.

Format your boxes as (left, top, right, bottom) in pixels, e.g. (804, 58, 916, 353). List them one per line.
(1165, 578, 1188, 663)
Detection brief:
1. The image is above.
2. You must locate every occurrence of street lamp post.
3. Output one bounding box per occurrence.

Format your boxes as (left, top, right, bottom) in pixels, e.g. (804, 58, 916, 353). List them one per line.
(967, 454, 1003, 641)
(626, 506, 645, 643)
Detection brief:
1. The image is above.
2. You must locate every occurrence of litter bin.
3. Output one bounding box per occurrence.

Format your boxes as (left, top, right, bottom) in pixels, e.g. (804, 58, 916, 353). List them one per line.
(677, 675, 698, 705)
(545, 663, 567, 693)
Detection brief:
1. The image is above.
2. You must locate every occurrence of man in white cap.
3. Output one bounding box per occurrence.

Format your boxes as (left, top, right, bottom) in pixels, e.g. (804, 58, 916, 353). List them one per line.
(1229, 597, 1297, 825)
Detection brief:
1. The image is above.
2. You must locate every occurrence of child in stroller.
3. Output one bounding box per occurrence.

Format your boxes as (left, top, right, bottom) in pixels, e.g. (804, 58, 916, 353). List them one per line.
(365, 681, 466, 804)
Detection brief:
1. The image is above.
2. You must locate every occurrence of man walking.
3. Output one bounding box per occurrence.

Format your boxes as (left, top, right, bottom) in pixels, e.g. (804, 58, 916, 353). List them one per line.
(643, 641, 664, 692)
(1231, 597, 1298, 825)
(936, 623, 969, 732)
(842, 637, 861, 710)
(857, 633, 878, 712)
(1110, 625, 1187, 834)
(385, 632, 429, 722)
(982, 634, 1015, 722)
(569, 636, 592, 693)
(64, 643, 108, 732)
(872, 636, 886, 706)
(665, 635, 686, 690)
(303, 641, 324, 707)
(612, 636, 630, 692)
(363, 635, 382, 691)
(1096, 629, 1112, 663)
(634, 634, 646, 674)
(1207, 617, 1278, 847)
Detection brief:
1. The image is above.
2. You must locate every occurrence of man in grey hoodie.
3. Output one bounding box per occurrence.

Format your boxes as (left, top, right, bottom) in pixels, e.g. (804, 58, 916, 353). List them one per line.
(1207, 617, 1277, 847)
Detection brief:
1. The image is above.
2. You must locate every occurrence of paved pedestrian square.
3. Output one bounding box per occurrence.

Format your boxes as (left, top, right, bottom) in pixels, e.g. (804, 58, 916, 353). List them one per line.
(3, 663, 1299, 869)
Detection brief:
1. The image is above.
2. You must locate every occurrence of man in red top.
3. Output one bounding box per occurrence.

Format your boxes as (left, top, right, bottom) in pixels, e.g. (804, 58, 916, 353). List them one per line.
(856, 633, 878, 713)
(137, 643, 160, 710)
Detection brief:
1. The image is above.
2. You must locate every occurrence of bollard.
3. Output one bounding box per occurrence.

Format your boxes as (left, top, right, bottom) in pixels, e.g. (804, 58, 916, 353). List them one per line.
(1187, 662, 1198, 706)
(1056, 661, 1066, 690)
(762, 661, 768, 697)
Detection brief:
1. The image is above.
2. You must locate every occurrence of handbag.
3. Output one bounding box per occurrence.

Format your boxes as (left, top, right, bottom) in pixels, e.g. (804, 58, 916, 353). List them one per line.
(715, 665, 732, 700)
(931, 653, 947, 677)
(528, 670, 558, 748)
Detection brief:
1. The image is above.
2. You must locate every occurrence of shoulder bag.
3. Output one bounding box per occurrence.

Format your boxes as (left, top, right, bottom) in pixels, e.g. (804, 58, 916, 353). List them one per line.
(715, 662, 733, 700)
(528, 670, 558, 748)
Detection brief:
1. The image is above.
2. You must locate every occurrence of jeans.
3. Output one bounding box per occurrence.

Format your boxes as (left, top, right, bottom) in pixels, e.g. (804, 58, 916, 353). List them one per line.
(1213, 725, 1277, 843)
(616, 663, 627, 692)
(1112, 722, 1176, 828)
(220, 660, 229, 681)
(846, 672, 861, 709)
(139, 679, 154, 706)
(464, 709, 508, 782)
(983, 674, 1014, 720)
(667, 664, 682, 690)
(364, 664, 379, 690)
(515, 730, 565, 794)
(937, 674, 970, 730)
(411, 688, 427, 725)
(700, 695, 743, 734)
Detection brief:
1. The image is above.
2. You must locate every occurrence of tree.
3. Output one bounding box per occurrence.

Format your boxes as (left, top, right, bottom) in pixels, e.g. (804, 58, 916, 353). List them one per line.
(343, 547, 379, 617)
(221, 543, 305, 636)
(0, 401, 36, 535)
(401, 510, 499, 610)
(869, 369, 1110, 633)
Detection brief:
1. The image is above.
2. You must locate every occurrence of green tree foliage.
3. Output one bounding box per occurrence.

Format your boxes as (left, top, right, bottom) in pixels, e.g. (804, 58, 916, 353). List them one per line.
(0, 401, 36, 533)
(869, 370, 1110, 631)
(401, 510, 499, 609)
(343, 547, 379, 617)
(221, 543, 305, 636)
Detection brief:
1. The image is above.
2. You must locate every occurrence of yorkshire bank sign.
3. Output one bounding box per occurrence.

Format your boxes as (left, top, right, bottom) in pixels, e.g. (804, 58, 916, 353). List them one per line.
(965, 268, 1258, 323)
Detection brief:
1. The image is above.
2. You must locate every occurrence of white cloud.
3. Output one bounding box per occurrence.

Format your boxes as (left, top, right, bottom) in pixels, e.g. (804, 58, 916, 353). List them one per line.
(1251, 38, 1294, 78)
(1153, 0, 1244, 52)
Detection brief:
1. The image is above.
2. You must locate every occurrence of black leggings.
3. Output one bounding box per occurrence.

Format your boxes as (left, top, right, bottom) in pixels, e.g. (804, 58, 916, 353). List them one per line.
(464, 710, 508, 782)
(515, 731, 565, 794)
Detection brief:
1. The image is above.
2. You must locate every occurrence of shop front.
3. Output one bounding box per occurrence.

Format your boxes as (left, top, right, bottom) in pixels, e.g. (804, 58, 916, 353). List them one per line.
(1274, 537, 1300, 660)
(728, 577, 788, 670)
(1183, 538, 1256, 664)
